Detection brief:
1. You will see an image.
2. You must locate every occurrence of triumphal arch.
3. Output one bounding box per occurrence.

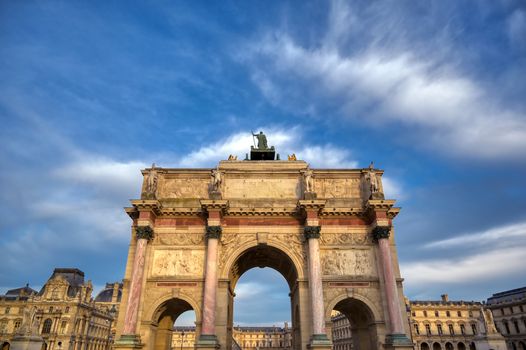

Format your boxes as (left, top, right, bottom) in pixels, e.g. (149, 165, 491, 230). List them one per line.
(113, 134, 414, 350)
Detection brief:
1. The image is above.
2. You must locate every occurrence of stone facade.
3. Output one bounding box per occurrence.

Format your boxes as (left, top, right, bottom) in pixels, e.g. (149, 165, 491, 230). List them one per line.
(171, 325, 292, 350)
(407, 294, 506, 350)
(0, 268, 120, 350)
(113, 153, 413, 350)
(486, 287, 526, 350)
(331, 312, 352, 350)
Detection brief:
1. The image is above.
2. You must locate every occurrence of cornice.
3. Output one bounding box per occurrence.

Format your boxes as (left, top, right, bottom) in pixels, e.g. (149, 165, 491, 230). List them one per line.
(366, 199, 396, 211)
(319, 207, 365, 217)
(130, 199, 162, 215)
(298, 199, 327, 211)
(200, 199, 229, 213)
(159, 208, 203, 216)
(226, 207, 298, 216)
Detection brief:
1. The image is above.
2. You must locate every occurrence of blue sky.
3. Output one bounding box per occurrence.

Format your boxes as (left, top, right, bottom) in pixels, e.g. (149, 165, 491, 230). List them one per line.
(1, 1, 525, 327)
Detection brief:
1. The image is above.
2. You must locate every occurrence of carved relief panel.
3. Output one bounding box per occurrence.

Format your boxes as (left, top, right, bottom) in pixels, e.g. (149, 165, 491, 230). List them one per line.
(158, 178, 209, 199)
(321, 249, 376, 276)
(151, 249, 204, 277)
(223, 178, 300, 199)
(315, 178, 361, 198)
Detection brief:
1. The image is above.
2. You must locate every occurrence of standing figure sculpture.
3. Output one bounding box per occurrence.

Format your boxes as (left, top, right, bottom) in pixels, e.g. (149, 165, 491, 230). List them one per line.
(366, 162, 380, 197)
(303, 167, 314, 193)
(252, 131, 268, 150)
(144, 163, 158, 199)
(210, 167, 222, 192)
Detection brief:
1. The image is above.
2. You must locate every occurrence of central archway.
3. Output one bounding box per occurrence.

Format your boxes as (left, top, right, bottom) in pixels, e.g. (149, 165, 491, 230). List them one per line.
(223, 244, 302, 349)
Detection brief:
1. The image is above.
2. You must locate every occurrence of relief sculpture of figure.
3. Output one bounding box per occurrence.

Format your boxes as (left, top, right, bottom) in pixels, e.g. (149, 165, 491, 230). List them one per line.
(144, 163, 158, 198)
(210, 167, 222, 192)
(252, 131, 269, 150)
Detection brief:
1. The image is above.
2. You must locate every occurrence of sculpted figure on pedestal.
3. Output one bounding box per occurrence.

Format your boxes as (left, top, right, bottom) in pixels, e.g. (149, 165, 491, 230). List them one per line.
(252, 131, 269, 150)
(302, 167, 314, 193)
(143, 163, 158, 199)
(210, 167, 222, 192)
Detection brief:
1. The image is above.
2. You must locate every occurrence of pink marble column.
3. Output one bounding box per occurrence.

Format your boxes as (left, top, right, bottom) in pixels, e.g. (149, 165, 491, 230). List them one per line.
(307, 235, 325, 335)
(375, 228, 405, 335)
(123, 236, 148, 335)
(201, 234, 219, 335)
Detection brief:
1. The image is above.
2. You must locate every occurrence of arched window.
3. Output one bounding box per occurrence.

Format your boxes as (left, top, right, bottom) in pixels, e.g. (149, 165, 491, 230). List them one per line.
(433, 342, 442, 350)
(445, 342, 454, 350)
(458, 342, 466, 350)
(469, 342, 476, 350)
(41, 319, 52, 334)
(421, 342, 430, 350)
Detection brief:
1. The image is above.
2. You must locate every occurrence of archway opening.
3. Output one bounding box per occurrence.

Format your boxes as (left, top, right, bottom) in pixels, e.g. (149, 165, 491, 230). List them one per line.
(228, 245, 298, 350)
(172, 310, 196, 350)
(331, 298, 377, 350)
(420, 343, 430, 350)
(433, 342, 442, 350)
(458, 342, 466, 350)
(151, 298, 195, 350)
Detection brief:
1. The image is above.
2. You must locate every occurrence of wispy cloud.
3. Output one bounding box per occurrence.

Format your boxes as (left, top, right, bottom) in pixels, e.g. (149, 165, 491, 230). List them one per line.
(424, 221, 526, 248)
(242, 2, 526, 160)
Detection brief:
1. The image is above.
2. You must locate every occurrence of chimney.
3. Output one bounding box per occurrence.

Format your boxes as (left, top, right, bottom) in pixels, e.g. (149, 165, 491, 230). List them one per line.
(441, 294, 449, 302)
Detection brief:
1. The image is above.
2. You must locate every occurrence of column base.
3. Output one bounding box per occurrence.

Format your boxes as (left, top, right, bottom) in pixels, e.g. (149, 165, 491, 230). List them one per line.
(383, 333, 413, 349)
(195, 334, 220, 349)
(307, 334, 332, 349)
(113, 334, 143, 349)
(10, 335, 44, 350)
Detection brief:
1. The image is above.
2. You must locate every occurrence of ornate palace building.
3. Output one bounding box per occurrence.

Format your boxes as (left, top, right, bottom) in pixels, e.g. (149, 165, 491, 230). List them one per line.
(171, 324, 292, 350)
(486, 287, 526, 350)
(331, 312, 352, 350)
(0, 268, 120, 350)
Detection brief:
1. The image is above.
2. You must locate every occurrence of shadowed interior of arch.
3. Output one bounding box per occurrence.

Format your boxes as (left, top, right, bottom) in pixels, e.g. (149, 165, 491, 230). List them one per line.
(228, 245, 298, 291)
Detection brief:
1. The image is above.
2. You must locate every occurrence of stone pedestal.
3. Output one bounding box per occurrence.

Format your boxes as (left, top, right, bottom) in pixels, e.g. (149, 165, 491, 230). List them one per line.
(307, 334, 333, 350)
(304, 191, 317, 200)
(383, 334, 414, 349)
(112, 334, 143, 349)
(195, 334, 220, 349)
(10, 335, 44, 350)
(474, 334, 508, 350)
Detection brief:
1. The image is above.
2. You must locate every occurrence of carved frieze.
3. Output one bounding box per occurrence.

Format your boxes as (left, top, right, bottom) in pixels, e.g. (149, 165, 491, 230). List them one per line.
(151, 250, 204, 277)
(223, 178, 300, 199)
(315, 178, 361, 198)
(321, 249, 375, 276)
(158, 178, 209, 199)
(320, 233, 371, 246)
(156, 233, 204, 246)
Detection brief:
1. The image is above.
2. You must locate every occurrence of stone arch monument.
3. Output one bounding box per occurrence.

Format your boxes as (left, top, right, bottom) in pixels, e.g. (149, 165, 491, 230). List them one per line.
(113, 136, 414, 350)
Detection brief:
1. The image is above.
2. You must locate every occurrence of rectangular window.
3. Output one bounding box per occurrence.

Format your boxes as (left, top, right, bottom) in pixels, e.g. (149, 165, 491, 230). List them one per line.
(423, 310, 428, 317)
(457, 311, 462, 317)
(449, 324, 455, 335)
(501, 308, 505, 316)
(446, 311, 451, 317)
(65, 307, 70, 313)
(414, 324, 420, 335)
(514, 321, 520, 333)
(504, 322, 510, 334)
(426, 324, 431, 335)
(5, 307, 10, 314)
(435, 311, 439, 317)
(14, 320, 21, 330)
(471, 324, 477, 335)
(438, 324, 443, 335)
(460, 324, 466, 335)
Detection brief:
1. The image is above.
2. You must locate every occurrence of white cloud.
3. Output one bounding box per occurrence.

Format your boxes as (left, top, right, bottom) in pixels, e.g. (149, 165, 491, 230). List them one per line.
(245, 3, 526, 159)
(178, 127, 359, 169)
(401, 246, 525, 285)
(381, 176, 405, 200)
(508, 9, 526, 50)
(424, 221, 526, 248)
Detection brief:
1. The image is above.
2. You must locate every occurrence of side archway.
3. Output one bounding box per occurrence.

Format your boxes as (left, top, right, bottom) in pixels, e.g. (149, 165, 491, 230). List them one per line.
(148, 297, 196, 350)
(332, 297, 378, 350)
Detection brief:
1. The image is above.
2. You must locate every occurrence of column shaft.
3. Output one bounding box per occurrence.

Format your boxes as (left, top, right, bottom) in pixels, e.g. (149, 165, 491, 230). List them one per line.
(201, 237, 219, 335)
(123, 237, 148, 334)
(307, 237, 325, 335)
(378, 238, 404, 334)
